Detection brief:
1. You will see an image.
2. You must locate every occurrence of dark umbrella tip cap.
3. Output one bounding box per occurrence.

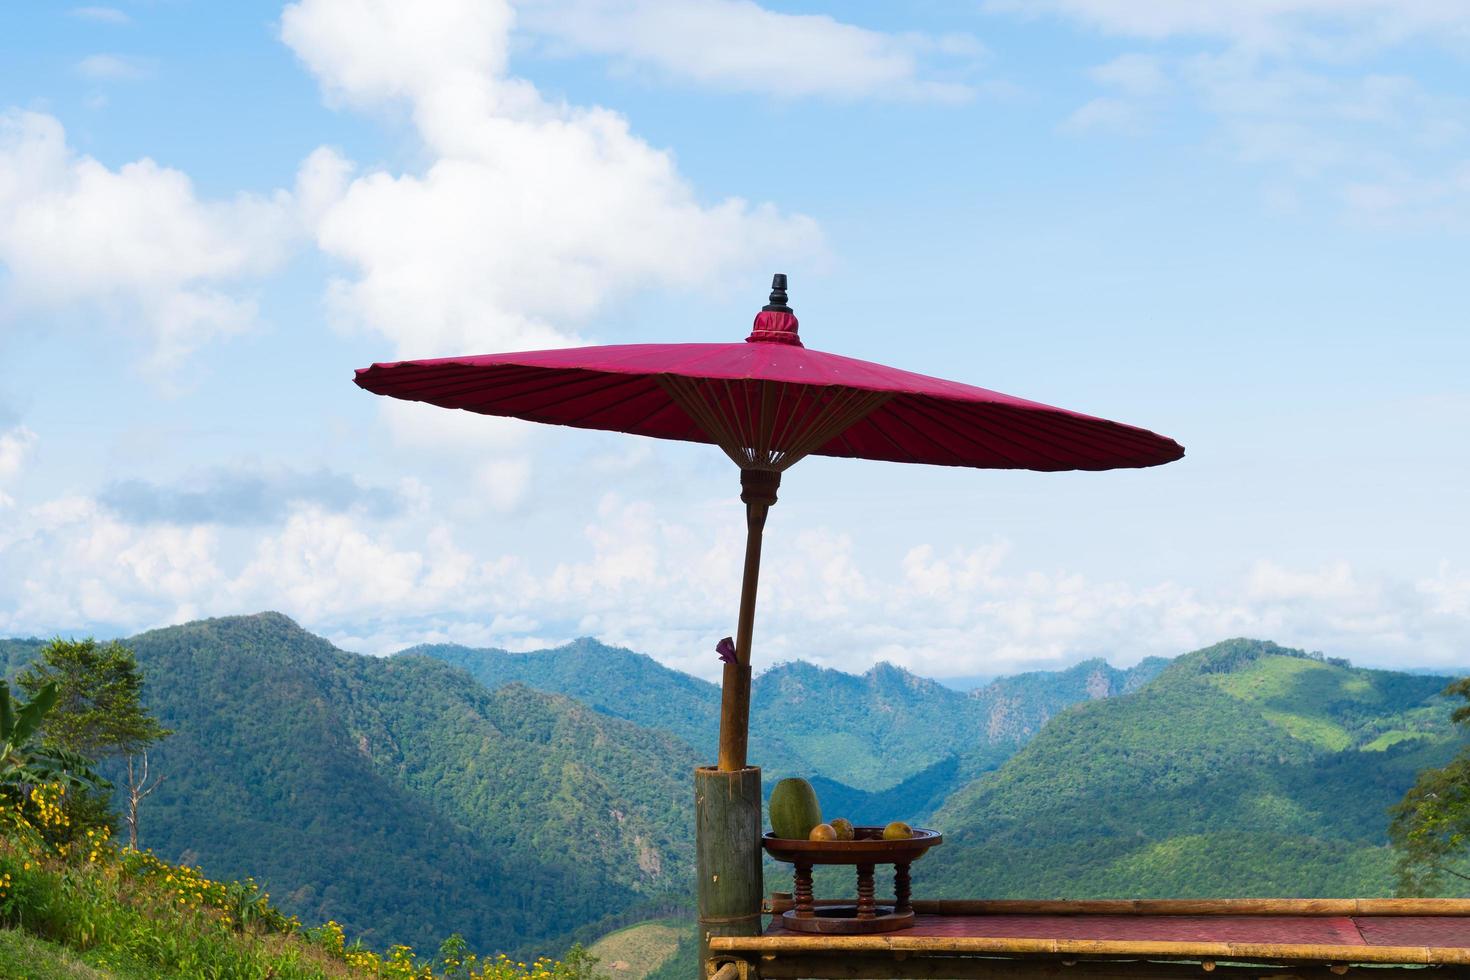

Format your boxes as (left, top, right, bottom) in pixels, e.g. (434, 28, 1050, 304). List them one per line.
(763, 273, 792, 313)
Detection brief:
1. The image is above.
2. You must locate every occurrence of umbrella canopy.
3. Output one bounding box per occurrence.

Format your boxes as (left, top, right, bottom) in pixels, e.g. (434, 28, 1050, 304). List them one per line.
(354, 275, 1184, 771)
(355, 286, 1182, 474)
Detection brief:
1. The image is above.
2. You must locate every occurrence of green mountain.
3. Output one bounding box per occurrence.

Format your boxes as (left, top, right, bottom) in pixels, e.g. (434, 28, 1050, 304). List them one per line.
(64, 613, 696, 957)
(409, 638, 720, 760)
(403, 642, 1168, 792)
(927, 639, 1469, 898)
(961, 655, 1171, 775)
(7, 619, 1464, 965)
(0, 636, 47, 677)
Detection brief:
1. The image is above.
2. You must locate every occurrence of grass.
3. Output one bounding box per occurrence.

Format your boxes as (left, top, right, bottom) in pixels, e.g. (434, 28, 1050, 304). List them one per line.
(0, 927, 121, 979)
(587, 919, 684, 978)
(1207, 655, 1426, 750)
(1258, 708, 1353, 751)
(1363, 730, 1432, 752)
(0, 784, 608, 979)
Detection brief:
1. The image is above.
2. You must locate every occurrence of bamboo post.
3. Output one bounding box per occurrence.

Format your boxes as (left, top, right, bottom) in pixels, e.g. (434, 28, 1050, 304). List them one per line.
(696, 764, 763, 977)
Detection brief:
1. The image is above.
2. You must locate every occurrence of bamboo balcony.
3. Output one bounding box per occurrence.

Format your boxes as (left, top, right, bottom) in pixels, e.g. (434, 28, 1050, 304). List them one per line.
(706, 897, 1470, 979)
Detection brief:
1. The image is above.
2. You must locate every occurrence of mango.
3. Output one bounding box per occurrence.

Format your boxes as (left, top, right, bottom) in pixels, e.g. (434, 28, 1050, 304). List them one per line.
(882, 821, 913, 840)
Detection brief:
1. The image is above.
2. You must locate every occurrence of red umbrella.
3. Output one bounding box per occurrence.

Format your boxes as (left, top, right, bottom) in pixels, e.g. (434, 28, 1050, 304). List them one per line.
(355, 275, 1183, 772)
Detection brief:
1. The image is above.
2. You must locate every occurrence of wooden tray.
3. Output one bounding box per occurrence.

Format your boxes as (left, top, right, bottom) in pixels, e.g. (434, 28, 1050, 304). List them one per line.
(762, 827, 942, 865)
(761, 827, 942, 934)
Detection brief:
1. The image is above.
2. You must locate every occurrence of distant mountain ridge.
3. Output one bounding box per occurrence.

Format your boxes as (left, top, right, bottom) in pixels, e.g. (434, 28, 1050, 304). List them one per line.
(402, 640, 1170, 791)
(929, 638, 1468, 898)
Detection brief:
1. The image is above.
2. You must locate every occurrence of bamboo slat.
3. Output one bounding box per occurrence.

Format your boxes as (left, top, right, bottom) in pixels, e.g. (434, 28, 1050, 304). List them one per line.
(710, 933, 1470, 966)
(752, 954, 1403, 979)
(764, 896, 1470, 917)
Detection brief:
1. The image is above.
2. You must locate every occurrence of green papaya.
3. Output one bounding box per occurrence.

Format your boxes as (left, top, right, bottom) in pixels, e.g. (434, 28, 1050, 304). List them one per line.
(769, 777, 822, 840)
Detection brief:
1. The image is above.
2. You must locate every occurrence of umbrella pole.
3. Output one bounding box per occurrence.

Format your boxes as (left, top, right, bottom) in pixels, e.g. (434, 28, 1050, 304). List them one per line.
(720, 468, 780, 771)
(698, 468, 779, 976)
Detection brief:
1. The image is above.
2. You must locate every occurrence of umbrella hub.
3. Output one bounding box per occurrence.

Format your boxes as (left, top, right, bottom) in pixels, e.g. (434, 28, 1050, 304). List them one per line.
(739, 468, 781, 507)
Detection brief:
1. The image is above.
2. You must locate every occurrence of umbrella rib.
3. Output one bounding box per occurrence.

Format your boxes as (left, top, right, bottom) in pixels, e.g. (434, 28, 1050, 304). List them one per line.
(769, 382, 804, 459)
(1009, 404, 1178, 459)
(568, 381, 674, 435)
(961, 402, 1135, 462)
(757, 383, 779, 466)
(732, 379, 756, 464)
(947, 400, 1075, 467)
(657, 375, 747, 467)
(839, 410, 921, 464)
(783, 387, 878, 463)
(918, 397, 1133, 469)
(811, 390, 894, 455)
(702, 379, 740, 467)
(880, 397, 1026, 467)
(403, 365, 619, 408)
(775, 386, 849, 463)
(781, 389, 893, 467)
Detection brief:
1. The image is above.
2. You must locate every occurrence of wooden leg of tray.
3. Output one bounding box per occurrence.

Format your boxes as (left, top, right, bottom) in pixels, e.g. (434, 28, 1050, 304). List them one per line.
(793, 863, 814, 918)
(894, 861, 912, 916)
(856, 864, 876, 919)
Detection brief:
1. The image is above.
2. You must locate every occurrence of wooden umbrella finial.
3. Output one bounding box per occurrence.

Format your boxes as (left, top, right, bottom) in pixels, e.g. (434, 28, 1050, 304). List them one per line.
(764, 273, 791, 313)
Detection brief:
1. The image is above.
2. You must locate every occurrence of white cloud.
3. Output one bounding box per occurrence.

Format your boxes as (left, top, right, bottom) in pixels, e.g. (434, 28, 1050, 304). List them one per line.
(474, 458, 532, 511)
(518, 0, 980, 102)
(0, 111, 295, 371)
(986, 0, 1470, 52)
(1090, 53, 1167, 96)
(0, 426, 38, 508)
(281, 0, 822, 359)
(76, 54, 152, 80)
(1247, 559, 1364, 601)
(232, 510, 458, 619)
(1044, 9, 1470, 222)
(2, 477, 1468, 676)
(70, 7, 131, 25)
(0, 496, 224, 632)
(1061, 96, 1142, 134)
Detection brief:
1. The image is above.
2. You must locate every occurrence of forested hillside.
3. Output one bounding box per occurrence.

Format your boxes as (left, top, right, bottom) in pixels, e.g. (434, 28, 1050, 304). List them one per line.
(405, 641, 1167, 791)
(929, 639, 1468, 898)
(5, 620, 1464, 972)
(33, 614, 696, 957)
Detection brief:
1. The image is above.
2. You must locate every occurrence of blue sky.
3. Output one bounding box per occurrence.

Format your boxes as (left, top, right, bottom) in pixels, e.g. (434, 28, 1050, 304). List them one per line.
(1, 0, 1467, 680)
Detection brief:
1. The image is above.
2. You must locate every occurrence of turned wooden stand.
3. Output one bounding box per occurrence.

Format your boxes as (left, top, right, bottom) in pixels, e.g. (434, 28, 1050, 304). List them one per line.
(761, 828, 942, 935)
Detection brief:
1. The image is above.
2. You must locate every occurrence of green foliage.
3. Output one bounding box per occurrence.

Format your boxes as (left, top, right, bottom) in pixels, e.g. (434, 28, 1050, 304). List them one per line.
(105, 613, 694, 957)
(0, 681, 103, 794)
(0, 789, 609, 979)
(1390, 676, 1470, 895)
(18, 640, 171, 761)
(5, 619, 1463, 966)
(0, 927, 130, 980)
(640, 925, 698, 980)
(928, 641, 1467, 899)
(586, 918, 689, 979)
(416, 641, 1166, 792)
(807, 754, 960, 827)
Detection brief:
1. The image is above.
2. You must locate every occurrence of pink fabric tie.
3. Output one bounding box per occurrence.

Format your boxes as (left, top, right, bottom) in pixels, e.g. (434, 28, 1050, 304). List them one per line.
(746, 310, 802, 346)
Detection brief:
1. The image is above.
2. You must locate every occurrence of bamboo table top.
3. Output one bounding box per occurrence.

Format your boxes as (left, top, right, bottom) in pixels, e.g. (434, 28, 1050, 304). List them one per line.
(709, 899, 1470, 970)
